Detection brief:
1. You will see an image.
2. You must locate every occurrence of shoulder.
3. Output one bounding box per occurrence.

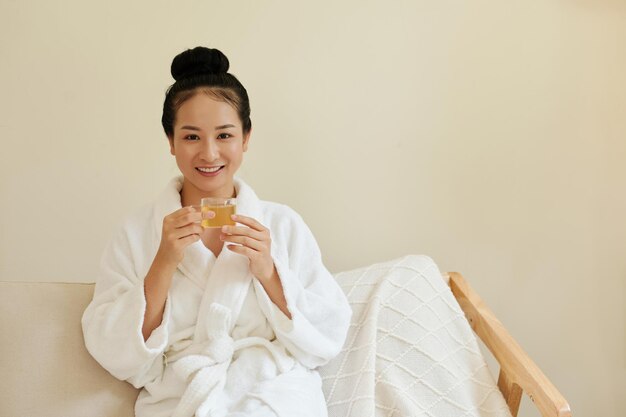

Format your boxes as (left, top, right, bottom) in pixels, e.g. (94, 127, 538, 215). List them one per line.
(105, 202, 156, 253)
(119, 202, 154, 235)
(235, 177, 318, 249)
(257, 199, 323, 261)
(257, 200, 312, 237)
(98, 201, 159, 280)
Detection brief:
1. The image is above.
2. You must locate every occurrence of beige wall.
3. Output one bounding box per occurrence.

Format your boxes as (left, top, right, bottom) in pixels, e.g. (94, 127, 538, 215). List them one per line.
(1, 0, 624, 415)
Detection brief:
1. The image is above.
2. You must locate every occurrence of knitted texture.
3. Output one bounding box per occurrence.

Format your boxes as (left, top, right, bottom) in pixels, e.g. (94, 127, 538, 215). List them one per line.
(321, 255, 512, 417)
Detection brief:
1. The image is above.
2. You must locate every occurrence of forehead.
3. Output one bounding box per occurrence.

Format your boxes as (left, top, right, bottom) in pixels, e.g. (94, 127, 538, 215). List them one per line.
(174, 93, 239, 129)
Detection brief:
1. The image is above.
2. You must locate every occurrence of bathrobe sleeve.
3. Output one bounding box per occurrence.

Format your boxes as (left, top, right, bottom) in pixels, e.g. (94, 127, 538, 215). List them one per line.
(81, 220, 171, 388)
(253, 206, 352, 369)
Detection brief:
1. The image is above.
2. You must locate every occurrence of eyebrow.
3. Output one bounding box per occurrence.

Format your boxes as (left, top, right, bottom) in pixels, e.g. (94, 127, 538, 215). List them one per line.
(180, 124, 236, 131)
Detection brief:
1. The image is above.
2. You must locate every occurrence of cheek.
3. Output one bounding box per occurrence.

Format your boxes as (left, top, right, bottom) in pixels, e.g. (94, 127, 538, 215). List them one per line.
(225, 142, 244, 157)
(175, 147, 194, 165)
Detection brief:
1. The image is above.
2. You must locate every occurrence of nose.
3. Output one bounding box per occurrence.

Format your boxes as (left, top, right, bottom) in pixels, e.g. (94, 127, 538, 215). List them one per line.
(200, 137, 220, 161)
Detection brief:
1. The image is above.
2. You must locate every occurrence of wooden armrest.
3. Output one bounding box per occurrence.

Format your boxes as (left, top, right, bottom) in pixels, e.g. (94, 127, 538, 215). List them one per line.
(444, 272, 571, 417)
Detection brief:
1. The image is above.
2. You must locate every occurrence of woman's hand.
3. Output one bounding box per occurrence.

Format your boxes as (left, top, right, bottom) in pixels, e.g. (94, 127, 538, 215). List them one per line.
(221, 214, 276, 282)
(156, 206, 210, 266)
(144, 206, 215, 340)
(221, 214, 291, 319)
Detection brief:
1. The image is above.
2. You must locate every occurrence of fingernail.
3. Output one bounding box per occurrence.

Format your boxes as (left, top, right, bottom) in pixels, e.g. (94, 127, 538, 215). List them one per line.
(231, 214, 237, 220)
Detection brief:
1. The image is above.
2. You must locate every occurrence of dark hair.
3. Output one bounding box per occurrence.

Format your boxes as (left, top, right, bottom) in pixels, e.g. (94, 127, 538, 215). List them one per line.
(161, 47, 252, 138)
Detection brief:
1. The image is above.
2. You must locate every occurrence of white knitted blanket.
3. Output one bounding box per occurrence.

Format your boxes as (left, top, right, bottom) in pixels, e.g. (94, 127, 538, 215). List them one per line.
(320, 255, 512, 417)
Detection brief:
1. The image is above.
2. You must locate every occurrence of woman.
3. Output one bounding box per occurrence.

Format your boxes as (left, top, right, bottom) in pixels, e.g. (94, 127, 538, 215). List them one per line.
(82, 46, 352, 417)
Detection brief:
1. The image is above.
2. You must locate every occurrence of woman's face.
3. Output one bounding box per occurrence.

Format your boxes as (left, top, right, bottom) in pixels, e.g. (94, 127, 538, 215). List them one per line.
(169, 93, 250, 200)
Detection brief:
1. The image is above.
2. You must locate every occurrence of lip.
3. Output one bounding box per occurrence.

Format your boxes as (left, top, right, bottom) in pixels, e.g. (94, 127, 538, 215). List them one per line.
(195, 166, 224, 177)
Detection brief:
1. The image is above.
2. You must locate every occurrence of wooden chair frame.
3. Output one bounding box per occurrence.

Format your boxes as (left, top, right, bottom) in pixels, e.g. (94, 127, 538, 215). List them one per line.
(444, 272, 572, 417)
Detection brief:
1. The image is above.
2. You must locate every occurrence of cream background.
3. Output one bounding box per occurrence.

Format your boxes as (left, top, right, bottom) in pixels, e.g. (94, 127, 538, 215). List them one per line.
(1, 0, 624, 416)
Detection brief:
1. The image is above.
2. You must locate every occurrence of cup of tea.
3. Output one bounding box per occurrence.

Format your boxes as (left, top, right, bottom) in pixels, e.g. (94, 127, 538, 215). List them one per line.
(200, 197, 237, 228)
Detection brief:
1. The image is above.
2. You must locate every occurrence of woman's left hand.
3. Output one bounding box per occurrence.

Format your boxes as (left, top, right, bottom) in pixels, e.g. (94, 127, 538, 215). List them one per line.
(221, 214, 276, 282)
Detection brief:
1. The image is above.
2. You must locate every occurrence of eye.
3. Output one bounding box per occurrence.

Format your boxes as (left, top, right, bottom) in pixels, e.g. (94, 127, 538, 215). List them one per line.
(184, 134, 200, 141)
(217, 133, 232, 140)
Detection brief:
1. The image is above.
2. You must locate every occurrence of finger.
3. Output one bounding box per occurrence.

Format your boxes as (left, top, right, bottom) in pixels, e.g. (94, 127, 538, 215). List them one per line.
(174, 210, 203, 227)
(221, 225, 266, 241)
(180, 234, 201, 245)
(221, 234, 264, 251)
(226, 244, 254, 258)
(162, 207, 194, 226)
(173, 206, 198, 219)
(230, 214, 267, 232)
(172, 223, 203, 239)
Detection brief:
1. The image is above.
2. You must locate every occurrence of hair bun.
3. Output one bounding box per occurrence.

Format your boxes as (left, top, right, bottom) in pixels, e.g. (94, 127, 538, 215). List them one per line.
(171, 47, 230, 81)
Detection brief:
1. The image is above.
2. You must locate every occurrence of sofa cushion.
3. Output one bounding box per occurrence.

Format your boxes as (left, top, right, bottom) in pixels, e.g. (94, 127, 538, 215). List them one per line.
(0, 281, 137, 417)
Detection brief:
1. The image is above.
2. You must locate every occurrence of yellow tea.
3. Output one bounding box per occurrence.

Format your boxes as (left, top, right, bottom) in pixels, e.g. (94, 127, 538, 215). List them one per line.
(201, 204, 236, 228)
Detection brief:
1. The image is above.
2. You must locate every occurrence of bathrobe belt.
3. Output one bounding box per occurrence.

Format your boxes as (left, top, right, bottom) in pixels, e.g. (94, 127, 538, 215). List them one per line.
(168, 303, 295, 417)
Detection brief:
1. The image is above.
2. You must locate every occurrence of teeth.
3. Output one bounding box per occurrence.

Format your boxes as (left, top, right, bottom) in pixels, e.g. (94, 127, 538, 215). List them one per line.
(197, 166, 222, 173)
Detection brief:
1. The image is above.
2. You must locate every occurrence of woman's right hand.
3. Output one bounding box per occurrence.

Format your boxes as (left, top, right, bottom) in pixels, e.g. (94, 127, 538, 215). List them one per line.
(155, 206, 212, 266)
(143, 206, 213, 341)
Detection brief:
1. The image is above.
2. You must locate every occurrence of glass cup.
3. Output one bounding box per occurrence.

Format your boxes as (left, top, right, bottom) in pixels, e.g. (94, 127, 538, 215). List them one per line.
(200, 197, 237, 228)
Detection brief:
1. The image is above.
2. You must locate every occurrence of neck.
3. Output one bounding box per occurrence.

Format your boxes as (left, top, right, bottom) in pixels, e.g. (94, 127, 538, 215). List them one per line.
(179, 178, 237, 207)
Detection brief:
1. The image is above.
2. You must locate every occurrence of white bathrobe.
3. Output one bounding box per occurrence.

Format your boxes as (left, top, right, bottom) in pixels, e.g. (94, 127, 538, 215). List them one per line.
(81, 175, 352, 417)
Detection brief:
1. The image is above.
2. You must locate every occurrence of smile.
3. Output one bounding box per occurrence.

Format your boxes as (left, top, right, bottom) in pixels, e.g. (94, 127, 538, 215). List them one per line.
(196, 166, 224, 176)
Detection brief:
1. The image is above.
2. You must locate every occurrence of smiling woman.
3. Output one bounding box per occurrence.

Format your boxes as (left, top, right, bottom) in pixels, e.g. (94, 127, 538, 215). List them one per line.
(80, 46, 352, 417)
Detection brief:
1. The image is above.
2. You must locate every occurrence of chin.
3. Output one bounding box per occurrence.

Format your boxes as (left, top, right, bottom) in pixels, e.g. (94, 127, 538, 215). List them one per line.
(193, 171, 232, 189)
